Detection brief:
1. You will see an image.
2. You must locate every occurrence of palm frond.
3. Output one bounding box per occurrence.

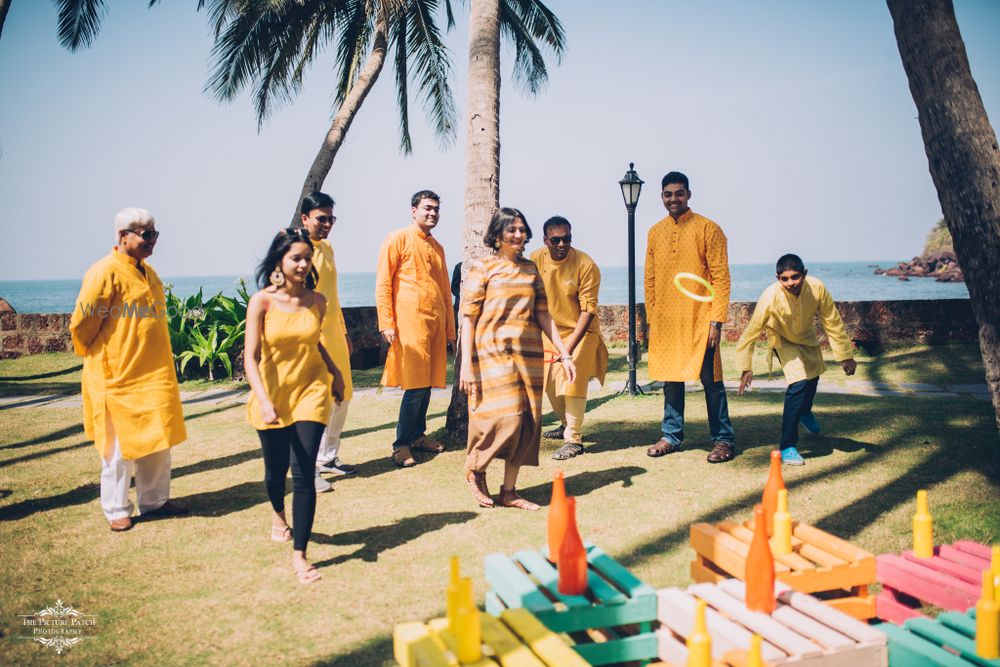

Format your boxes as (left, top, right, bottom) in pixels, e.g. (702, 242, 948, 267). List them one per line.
(391, 12, 413, 153)
(55, 0, 108, 51)
(498, 0, 565, 94)
(332, 1, 373, 106)
(405, 0, 457, 147)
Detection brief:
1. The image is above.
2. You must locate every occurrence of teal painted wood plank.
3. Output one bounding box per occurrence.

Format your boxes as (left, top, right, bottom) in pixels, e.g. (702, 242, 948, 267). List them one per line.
(571, 632, 659, 666)
(531, 594, 658, 633)
(533, 545, 629, 606)
(585, 544, 656, 598)
(938, 611, 976, 638)
(485, 554, 555, 614)
(905, 617, 999, 667)
(876, 622, 970, 667)
(485, 590, 504, 616)
(514, 549, 591, 609)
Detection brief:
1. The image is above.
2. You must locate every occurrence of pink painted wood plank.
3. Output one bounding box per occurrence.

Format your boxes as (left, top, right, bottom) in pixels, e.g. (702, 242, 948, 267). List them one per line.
(877, 554, 979, 610)
(875, 590, 927, 625)
(937, 544, 990, 571)
(900, 551, 982, 585)
(952, 540, 991, 560)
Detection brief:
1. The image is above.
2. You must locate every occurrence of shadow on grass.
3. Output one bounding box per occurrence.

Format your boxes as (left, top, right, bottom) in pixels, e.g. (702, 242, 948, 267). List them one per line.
(518, 466, 648, 506)
(341, 411, 447, 441)
(1, 423, 86, 450)
(311, 511, 478, 566)
(0, 440, 91, 469)
(1, 364, 83, 381)
(311, 633, 394, 667)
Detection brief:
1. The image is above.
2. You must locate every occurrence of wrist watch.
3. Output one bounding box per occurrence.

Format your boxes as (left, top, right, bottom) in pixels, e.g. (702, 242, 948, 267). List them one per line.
(710, 321, 722, 330)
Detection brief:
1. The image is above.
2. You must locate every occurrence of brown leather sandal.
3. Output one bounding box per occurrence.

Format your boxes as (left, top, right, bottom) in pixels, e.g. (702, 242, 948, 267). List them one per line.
(466, 470, 494, 507)
(646, 438, 682, 457)
(392, 446, 416, 468)
(706, 441, 736, 463)
(412, 436, 445, 453)
(497, 487, 539, 511)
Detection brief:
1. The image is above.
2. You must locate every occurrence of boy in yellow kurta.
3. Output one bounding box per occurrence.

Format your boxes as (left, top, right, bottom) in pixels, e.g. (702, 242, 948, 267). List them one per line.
(69, 208, 187, 532)
(735, 254, 857, 465)
(644, 171, 736, 463)
(375, 190, 456, 468)
(298, 192, 357, 487)
(530, 216, 608, 459)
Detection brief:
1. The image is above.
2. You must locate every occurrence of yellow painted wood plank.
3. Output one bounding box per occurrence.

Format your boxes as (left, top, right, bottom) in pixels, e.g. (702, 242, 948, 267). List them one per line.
(394, 621, 452, 667)
(692, 523, 791, 575)
(427, 617, 494, 667)
(499, 608, 590, 667)
(792, 523, 873, 563)
(479, 614, 546, 667)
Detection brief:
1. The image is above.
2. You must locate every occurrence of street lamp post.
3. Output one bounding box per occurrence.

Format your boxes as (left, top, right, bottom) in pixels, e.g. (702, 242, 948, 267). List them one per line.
(619, 163, 644, 396)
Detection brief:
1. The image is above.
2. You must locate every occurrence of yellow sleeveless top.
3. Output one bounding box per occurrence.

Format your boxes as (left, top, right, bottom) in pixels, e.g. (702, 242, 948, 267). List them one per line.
(247, 299, 332, 430)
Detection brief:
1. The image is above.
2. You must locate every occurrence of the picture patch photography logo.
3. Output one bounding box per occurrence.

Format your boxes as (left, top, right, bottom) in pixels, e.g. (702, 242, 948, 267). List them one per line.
(18, 599, 98, 655)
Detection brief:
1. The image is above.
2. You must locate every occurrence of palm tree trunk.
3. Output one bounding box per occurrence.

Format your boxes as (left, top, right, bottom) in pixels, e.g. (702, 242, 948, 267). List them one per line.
(291, 9, 390, 223)
(446, 0, 501, 439)
(0, 0, 12, 40)
(886, 0, 1000, 429)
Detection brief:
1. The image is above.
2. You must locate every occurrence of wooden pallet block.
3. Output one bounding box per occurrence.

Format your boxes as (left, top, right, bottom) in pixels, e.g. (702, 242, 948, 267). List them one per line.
(690, 520, 877, 620)
(656, 579, 887, 666)
(876, 541, 991, 624)
(875, 608, 1000, 666)
(393, 607, 590, 667)
(485, 543, 659, 666)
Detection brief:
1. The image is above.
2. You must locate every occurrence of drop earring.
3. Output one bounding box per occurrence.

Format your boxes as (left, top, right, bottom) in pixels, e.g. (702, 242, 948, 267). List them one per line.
(269, 267, 285, 287)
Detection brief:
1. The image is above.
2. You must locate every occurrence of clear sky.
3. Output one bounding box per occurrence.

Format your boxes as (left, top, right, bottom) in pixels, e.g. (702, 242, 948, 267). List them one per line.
(1, 0, 998, 281)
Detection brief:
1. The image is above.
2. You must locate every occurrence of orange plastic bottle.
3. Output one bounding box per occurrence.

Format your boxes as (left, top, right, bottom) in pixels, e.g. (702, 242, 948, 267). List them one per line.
(762, 450, 786, 537)
(548, 470, 568, 564)
(558, 497, 588, 596)
(745, 504, 776, 613)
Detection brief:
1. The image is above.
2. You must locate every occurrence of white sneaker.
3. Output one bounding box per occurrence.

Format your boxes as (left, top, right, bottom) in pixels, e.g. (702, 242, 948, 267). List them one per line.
(314, 471, 333, 492)
(316, 457, 358, 476)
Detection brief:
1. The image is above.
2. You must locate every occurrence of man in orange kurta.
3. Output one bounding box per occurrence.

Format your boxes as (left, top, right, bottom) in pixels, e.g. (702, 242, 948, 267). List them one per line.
(70, 208, 188, 532)
(644, 172, 736, 463)
(375, 190, 456, 467)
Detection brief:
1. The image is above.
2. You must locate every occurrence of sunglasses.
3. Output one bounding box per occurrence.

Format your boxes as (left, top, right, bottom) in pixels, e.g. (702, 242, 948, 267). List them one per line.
(125, 229, 159, 242)
(547, 235, 572, 246)
(313, 215, 336, 224)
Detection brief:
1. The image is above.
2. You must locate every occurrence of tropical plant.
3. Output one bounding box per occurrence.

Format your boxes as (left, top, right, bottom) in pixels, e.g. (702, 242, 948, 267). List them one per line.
(164, 279, 251, 381)
(887, 0, 1000, 428)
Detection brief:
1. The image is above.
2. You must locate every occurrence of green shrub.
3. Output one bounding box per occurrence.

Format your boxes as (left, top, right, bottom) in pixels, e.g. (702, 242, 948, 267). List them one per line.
(165, 279, 251, 381)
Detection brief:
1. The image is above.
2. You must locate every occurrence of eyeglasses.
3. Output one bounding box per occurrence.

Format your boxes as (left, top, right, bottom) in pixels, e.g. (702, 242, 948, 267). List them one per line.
(547, 235, 571, 246)
(314, 215, 336, 224)
(125, 229, 159, 242)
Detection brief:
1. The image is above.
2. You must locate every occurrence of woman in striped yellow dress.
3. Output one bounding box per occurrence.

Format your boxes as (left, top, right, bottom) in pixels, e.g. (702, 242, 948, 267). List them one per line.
(459, 208, 576, 510)
(245, 227, 345, 584)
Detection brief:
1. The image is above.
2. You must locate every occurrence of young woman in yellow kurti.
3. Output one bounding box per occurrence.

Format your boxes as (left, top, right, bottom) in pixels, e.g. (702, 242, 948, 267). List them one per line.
(459, 209, 576, 510)
(245, 227, 345, 584)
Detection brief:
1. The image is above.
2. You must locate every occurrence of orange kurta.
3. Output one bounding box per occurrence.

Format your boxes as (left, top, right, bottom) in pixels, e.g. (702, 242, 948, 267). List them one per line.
(375, 224, 455, 389)
(644, 210, 731, 382)
(462, 255, 547, 468)
(69, 250, 186, 460)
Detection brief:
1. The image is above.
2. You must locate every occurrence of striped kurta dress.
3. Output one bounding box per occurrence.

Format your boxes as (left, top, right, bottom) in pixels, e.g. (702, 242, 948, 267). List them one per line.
(462, 255, 548, 470)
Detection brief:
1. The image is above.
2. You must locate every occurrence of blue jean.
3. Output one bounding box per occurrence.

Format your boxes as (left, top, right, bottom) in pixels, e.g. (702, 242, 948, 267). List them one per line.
(661, 347, 734, 446)
(781, 377, 819, 449)
(394, 387, 431, 449)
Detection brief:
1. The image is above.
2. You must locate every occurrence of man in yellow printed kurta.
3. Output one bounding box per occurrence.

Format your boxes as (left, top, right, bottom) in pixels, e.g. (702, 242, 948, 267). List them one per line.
(645, 171, 736, 463)
(530, 216, 608, 460)
(298, 192, 357, 494)
(375, 190, 456, 468)
(69, 208, 188, 532)
(736, 254, 856, 465)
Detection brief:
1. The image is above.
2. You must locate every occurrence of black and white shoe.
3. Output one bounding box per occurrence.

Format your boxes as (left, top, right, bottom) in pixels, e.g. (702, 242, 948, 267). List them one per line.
(316, 457, 358, 476)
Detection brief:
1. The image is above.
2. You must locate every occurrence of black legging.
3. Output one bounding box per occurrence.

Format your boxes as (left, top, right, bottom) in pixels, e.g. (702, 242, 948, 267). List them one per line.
(256, 421, 325, 551)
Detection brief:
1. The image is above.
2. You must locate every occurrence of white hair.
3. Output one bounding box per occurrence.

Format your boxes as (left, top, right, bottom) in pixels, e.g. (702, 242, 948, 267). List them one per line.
(114, 207, 156, 235)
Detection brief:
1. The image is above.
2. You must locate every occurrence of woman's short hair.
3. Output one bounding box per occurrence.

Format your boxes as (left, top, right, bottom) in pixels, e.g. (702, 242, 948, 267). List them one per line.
(483, 207, 532, 249)
(300, 191, 335, 215)
(255, 227, 317, 289)
(113, 207, 155, 235)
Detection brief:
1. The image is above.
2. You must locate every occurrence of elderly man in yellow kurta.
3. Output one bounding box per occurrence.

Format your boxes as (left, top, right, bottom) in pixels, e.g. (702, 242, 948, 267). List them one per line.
(645, 171, 737, 464)
(375, 190, 456, 468)
(69, 208, 188, 532)
(530, 216, 608, 460)
(735, 253, 856, 466)
(298, 192, 357, 494)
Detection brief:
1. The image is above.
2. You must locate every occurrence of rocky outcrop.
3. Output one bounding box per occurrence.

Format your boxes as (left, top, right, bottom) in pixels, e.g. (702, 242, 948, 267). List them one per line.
(874, 251, 964, 282)
(0, 297, 15, 313)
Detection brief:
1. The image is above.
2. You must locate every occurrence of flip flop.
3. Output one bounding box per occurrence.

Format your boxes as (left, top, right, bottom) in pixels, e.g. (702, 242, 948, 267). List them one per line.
(270, 525, 292, 542)
(295, 565, 322, 584)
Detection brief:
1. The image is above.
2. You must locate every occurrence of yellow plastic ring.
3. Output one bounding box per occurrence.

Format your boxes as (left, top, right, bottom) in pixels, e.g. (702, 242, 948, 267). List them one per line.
(673, 272, 716, 303)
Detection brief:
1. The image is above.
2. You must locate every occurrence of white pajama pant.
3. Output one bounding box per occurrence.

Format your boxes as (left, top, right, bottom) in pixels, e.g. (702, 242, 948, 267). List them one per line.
(99, 413, 171, 520)
(317, 398, 351, 465)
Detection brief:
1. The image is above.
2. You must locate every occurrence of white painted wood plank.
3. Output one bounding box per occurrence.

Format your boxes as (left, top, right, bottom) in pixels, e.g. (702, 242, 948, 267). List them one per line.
(776, 589, 885, 645)
(655, 627, 688, 666)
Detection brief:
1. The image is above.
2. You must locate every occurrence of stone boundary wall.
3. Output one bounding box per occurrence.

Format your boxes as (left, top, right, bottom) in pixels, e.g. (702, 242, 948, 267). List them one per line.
(1, 299, 978, 363)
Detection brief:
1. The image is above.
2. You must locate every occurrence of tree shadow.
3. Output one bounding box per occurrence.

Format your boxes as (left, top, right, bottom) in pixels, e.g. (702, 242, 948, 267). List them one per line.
(341, 411, 447, 441)
(2, 364, 83, 381)
(310, 633, 395, 667)
(310, 511, 478, 567)
(0, 440, 91, 469)
(0, 394, 72, 410)
(517, 466, 648, 506)
(171, 480, 263, 519)
(1, 423, 85, 450)
(0, 482, 98, 522)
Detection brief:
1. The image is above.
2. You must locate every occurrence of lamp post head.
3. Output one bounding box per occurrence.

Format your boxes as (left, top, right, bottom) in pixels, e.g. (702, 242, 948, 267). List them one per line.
(619, 162, 644, 209)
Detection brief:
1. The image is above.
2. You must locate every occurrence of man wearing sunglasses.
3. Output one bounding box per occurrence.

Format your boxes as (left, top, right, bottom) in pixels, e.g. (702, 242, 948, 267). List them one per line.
(70, 208, 189, 532)
(530, 216, 608, 459)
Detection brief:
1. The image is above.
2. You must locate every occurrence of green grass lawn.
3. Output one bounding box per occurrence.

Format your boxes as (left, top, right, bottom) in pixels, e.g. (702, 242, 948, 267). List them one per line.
(0, 345, 997, 665)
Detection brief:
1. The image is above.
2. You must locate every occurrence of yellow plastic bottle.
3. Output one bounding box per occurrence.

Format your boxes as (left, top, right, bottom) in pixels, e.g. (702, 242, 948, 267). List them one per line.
(446, 556, 461, 631)
(746, 634, 763, 667)
(686, 599, 711, 667)
(991, 545, 1000, 604)
(771, 489, 793, 556)
(912, 490, 933, 558)
(976, 569, 999, 659)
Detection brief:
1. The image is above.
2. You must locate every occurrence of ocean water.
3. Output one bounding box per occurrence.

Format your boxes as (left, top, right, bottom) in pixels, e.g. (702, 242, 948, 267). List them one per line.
(0, 261, 969, 314)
